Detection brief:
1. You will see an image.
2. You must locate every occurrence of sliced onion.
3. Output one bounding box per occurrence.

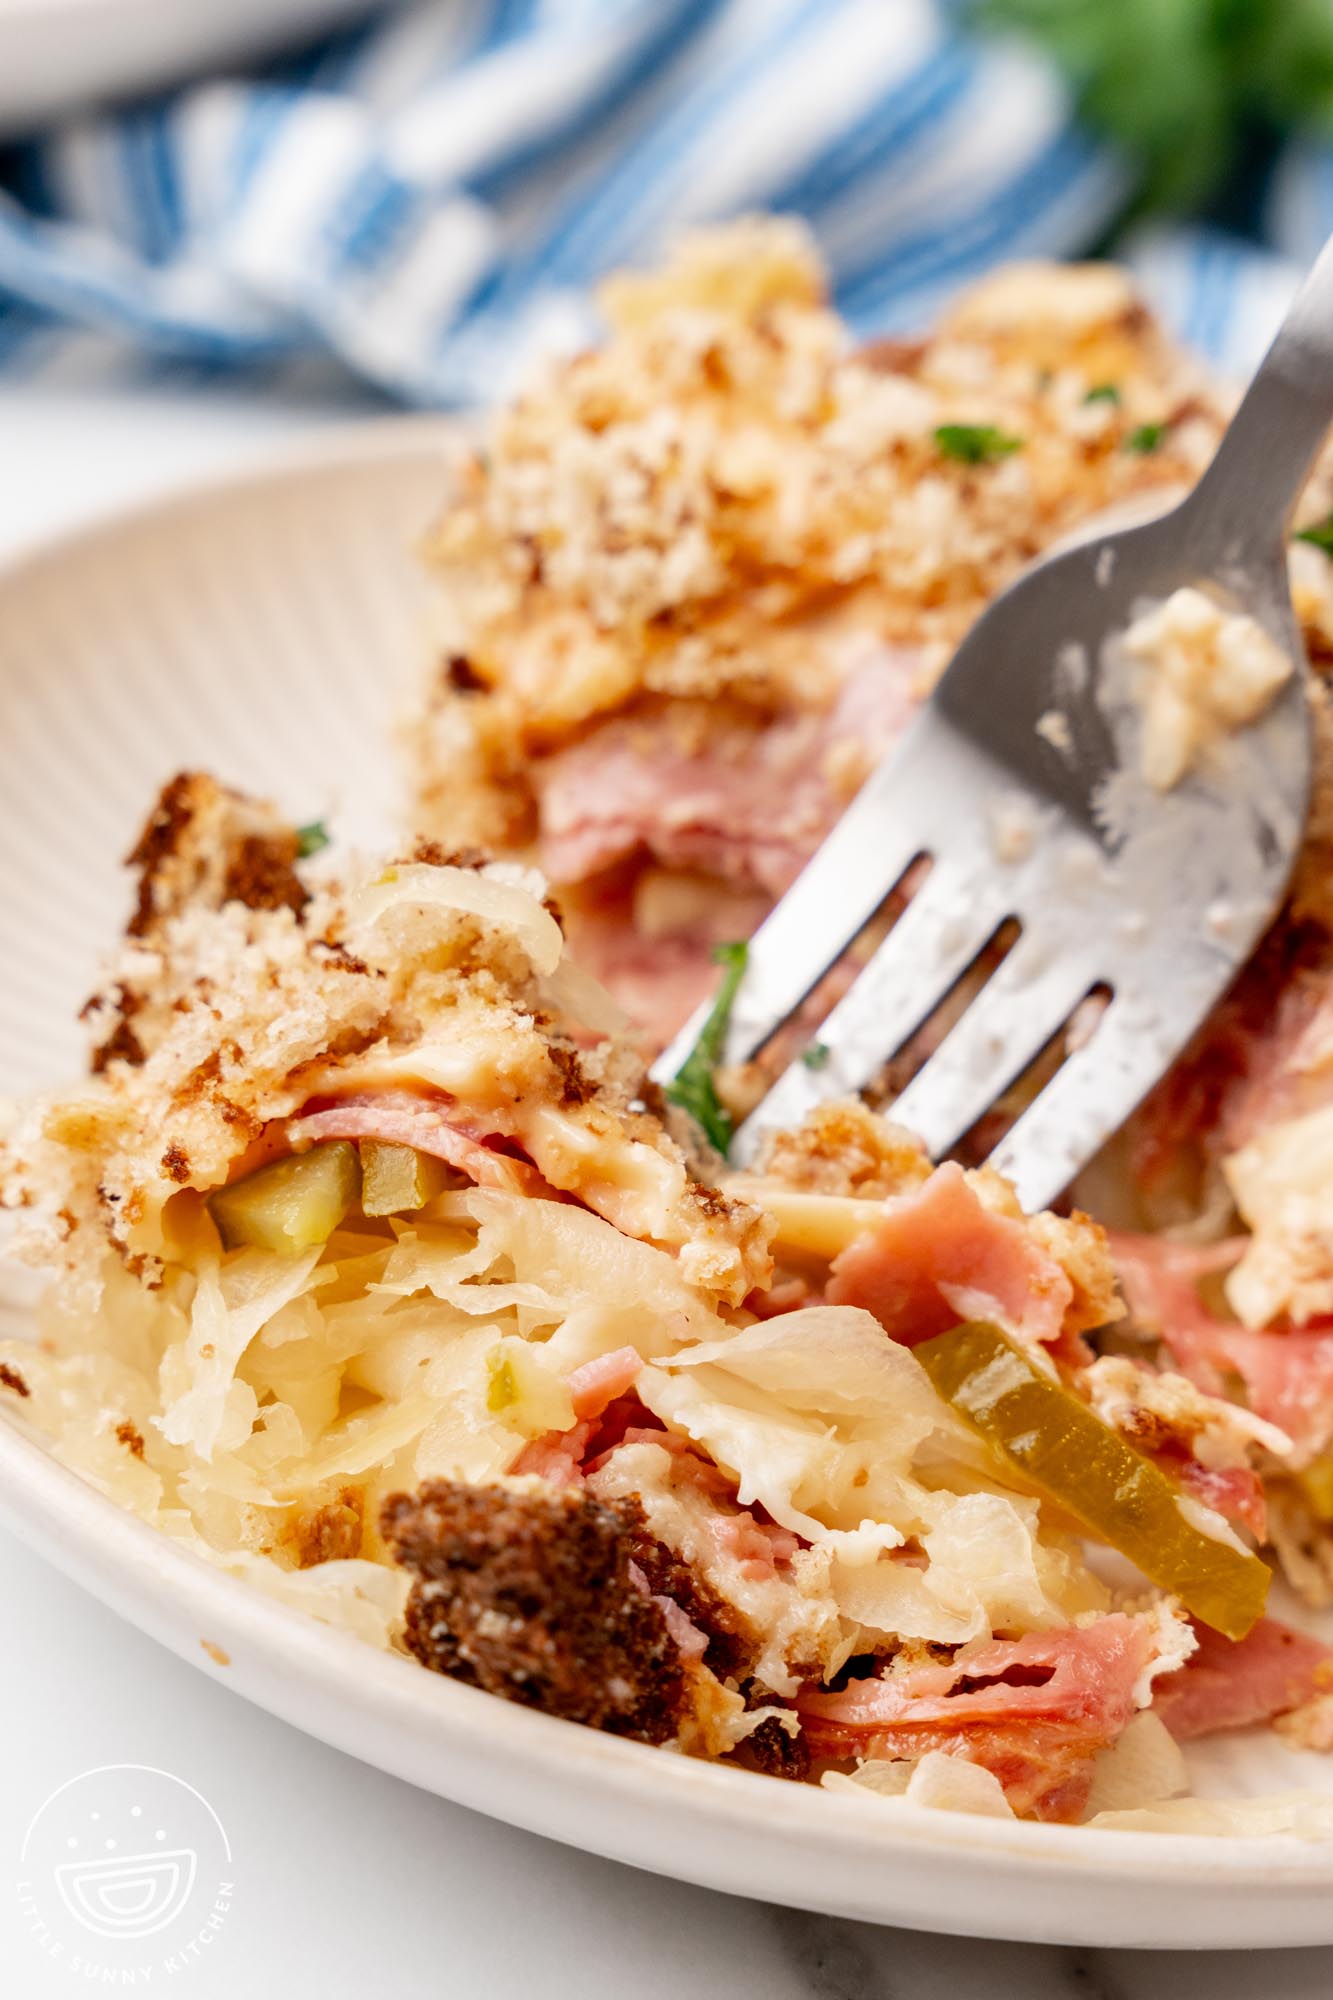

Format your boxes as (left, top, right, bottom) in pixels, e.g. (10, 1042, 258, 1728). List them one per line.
(351, 862, 563, 976)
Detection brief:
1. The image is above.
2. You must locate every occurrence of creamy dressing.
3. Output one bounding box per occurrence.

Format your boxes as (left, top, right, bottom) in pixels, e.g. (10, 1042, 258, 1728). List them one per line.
(1117, 586, 1292, 792)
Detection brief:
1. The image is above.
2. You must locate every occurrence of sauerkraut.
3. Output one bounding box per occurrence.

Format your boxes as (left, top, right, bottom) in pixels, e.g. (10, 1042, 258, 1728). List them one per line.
(3, 771, 1327, 1828)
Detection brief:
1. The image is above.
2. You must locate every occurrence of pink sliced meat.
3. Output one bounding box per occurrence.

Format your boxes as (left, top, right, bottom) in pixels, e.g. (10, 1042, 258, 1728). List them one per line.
(535, 650, 920, 895)
(1152, 1617, 1333, 1741)
(827, 1161, 1073, 1348)
(1203, 1327, 1333, 1460)
(288, 1090, 549, 1199)
(1174, 1458, 1268, 1542)
(510, 1422, 595, 1488)
(627, 1562, 710, 1661)
(709, 1512, 801, 1578)
(587, 1431, 802, 1577)
(567, 1346, 643, 1421)
(1129, 930, 1333, 1190)
(799, 1616, 1156, 1821)
(566, 912, 764, 1054)
(1113, 1231, 1333, 1456)
(1111, 1233, 1248, 1327)
(1216, 971, 1333, 1153)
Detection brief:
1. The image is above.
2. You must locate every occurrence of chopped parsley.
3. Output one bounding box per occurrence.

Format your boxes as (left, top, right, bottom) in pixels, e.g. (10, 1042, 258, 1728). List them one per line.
(934, 424, 1023, 465)
(296, 820, 331, 859)
(664, 941, 748, 1157)
(1083, 383, 1122, 405)
(1124, 422, 1167, 455)
(802, 1042, 831, 1072)
(1296, 514, 1333, 556)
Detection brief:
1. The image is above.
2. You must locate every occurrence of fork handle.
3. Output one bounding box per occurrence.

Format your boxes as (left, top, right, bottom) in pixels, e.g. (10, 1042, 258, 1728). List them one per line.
(1184, 231, 1333, 561)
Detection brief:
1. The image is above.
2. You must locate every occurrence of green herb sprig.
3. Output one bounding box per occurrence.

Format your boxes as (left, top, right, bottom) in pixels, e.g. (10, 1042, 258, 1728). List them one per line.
(296, 821, 331, 859)
(1124, 422, 1167, 455)
(1296, 513, 1333, 555)
(664, 942, 748, 1157)
(934, 424, 1024, 465)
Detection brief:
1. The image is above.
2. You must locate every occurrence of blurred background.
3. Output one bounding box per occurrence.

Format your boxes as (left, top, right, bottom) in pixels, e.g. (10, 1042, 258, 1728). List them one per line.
(2, 0, 1333, 421)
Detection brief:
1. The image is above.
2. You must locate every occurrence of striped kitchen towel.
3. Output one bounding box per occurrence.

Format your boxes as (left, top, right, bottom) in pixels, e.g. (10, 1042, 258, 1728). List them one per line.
(0, 0, 1322, 402)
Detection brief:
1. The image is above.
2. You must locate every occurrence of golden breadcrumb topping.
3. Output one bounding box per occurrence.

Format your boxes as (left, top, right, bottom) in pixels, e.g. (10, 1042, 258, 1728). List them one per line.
(82, 772, 311, 1072)
(411, 217, 1225, 850)
(756, 1100, 933, 1201)
(2, 778, 770, 1305)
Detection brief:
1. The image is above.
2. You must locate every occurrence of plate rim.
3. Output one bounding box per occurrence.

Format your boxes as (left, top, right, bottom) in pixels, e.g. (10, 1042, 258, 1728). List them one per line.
(0, 412, 466, 574)
(3, 1404, 1332, 1946)
(1, 426, 1331, 1948)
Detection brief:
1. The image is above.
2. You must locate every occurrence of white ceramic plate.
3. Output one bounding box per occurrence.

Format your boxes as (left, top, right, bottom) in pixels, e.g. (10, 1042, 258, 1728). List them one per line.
(0, 0, 398, 132)
(1, 421, 1331, 1950)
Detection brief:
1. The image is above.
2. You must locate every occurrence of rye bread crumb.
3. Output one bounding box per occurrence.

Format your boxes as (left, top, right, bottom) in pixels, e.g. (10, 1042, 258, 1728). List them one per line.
(381, 1479, 686, 1744)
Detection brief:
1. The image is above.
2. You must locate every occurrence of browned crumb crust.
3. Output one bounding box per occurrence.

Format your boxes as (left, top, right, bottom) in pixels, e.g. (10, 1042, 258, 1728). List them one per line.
(125, 773, 208, 937)
(623, 1521, 751, 1679)
(282, 1486, 365, 1567)
(88, 989, 146, 1074)
(126, 772, 308, 940)
(114, 1417, 144, 1456)
(381, 1480, 687, 1744)
(0, 1362, 30, 1398)
(758, 1100, 931, 1201)
(83, 772, 314, 1075)
(727, 1682, 811, 1783)
(221, 835, 310, 921)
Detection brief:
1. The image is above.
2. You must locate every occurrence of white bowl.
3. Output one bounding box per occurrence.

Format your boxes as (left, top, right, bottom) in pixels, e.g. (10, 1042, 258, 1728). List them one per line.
(0, 0, 400, 132)
(0, 422, 1330, 1948)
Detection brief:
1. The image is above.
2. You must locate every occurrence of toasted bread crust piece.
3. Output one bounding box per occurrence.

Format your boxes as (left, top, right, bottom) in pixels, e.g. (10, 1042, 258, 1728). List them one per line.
(126, 771, 308, 941)
(382, 1479, 687, 1744)
(84, 774, 310, 1074)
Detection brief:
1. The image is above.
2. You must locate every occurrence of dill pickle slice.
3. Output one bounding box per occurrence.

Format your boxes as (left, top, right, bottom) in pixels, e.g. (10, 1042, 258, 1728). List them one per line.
(208, 1141, 360, 1256)
(915, 1320, 1270, 1642)
(359, 1141, 449, 1217)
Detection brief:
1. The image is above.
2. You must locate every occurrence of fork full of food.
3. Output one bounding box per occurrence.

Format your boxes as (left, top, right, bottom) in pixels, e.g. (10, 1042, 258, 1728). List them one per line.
(657, 234, 1333, 1213)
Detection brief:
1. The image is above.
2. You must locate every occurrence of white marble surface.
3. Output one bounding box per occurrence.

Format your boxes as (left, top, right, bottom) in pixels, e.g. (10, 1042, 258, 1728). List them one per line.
(1, 378, 1331, 1998)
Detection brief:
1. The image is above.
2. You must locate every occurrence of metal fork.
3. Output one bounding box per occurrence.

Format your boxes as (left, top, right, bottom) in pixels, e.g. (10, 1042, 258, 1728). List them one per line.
(653, 237, 1333, 1212)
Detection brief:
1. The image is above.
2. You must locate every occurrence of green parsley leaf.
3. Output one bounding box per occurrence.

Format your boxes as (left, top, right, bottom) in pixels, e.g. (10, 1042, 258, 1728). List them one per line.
(296, 820, 331, 859)
(1124, 422, 1167, 455)
(802, 1042, 831, 1072)
(1296, 514, 1333, 556)
(664, 941, 749, 1157)
(934, 424, 1024, 465)
(1083, 383, 1122, 405)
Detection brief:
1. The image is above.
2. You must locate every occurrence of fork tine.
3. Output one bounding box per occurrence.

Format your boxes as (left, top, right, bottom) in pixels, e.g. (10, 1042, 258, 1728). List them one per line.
(987, 993, 1199, 1213)
(730, 857, 1011, 1165)
(652, 718, 946, 1084)
(885, 931, 1100, 1161)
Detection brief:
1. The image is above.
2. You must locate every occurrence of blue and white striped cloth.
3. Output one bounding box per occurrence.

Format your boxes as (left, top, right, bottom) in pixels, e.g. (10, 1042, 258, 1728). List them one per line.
(0, 0, 1327, 403)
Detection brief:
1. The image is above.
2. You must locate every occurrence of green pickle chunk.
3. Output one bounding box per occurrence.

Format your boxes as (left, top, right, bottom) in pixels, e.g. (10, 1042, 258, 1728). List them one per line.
(360, 1141, 449, 1217)
(208, 1141, 361, 1256)
(915, 1320, 1270, 1642)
